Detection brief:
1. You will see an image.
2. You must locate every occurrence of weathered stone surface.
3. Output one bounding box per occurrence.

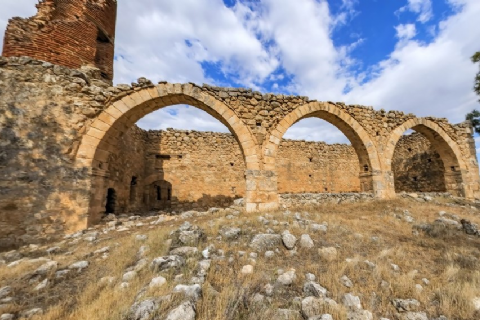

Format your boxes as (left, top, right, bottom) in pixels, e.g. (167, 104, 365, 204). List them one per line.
(150, 255, 185, 272)
(250, 234, 282, 251)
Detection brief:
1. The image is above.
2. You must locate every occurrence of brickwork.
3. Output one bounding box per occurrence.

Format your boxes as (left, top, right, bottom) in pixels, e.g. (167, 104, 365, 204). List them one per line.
(1, 56, 479, 249)
(2, 0, 116, 81)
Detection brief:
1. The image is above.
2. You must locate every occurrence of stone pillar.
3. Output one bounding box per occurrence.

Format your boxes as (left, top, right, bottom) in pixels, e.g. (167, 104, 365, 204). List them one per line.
(444, 170, 466, 197)
(375, 170, 396, 199)
(86, 169, 110, 226)
(245, 170, 279, 212)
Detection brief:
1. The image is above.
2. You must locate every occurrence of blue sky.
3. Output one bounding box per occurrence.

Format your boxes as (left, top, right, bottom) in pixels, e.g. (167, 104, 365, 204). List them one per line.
(1, 0, 479, 151)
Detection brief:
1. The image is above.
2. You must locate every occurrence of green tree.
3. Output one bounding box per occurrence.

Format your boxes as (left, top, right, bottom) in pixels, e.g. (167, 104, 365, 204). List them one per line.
(466, 53, 480, 134)
(466, 109, 480, 135)
(473, 51, 480, 97)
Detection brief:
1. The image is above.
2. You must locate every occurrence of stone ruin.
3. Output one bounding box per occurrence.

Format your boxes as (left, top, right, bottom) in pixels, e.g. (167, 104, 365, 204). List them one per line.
(0, 0, 479, 249)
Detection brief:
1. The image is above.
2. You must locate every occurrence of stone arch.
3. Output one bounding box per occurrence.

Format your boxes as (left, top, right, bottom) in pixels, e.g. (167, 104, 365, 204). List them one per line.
(385, 118, 469, 197)
(74, 82, 260, 227)
(265, 101, 384, 196)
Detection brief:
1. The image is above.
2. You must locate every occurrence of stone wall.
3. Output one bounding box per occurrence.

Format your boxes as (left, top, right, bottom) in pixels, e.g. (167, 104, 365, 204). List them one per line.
(277, 140, 360, 193)
(0, 56, 479, 250)
(103, 127, 447, 214)
(2, 0, 117, 81)
(392, 133, 446, 193)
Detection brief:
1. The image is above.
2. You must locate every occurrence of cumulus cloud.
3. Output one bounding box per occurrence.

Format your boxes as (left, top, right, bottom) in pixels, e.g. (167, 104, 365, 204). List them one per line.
(114, 0, 278, 86)
(395, 24, 417, 41)
(136, 105, 229, 133)
(345, 0, 480, 123)
(397, 0, 433, 23)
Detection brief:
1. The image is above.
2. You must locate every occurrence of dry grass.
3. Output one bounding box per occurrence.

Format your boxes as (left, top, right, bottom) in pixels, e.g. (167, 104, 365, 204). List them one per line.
(1, 198, 480, 319)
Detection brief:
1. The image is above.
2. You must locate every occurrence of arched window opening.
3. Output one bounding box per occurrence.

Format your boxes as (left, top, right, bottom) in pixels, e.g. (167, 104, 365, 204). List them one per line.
(167, 188, 171, 201)
(156, 185, 161, 200)
(278, 117, 362, 194)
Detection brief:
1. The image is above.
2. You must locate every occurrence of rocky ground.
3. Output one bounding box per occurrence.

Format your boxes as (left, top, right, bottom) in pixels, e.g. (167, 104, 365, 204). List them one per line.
(1, 196, 480, 320)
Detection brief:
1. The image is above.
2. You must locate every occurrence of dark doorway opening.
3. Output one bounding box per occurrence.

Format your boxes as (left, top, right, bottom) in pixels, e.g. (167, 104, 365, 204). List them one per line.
(105, 188, 116, 214)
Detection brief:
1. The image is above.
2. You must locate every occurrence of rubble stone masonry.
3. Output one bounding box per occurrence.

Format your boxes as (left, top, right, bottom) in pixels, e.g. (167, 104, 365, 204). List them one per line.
(0, 56, 479, 250)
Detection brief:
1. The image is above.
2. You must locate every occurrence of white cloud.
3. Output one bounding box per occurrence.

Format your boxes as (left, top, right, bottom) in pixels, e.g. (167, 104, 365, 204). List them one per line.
(284, 118, 350, 144)
(395, 24, 417, 41)
(114, 0, 278, 86)
(345, 0, 480, 123)
(136, 105, 229, 133)
(397, 0, 433, 23)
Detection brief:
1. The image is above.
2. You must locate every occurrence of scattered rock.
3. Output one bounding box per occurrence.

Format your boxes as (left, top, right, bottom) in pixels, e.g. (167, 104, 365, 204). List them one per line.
(250, 234, 282, 251)
(340, 275, 353, 288)
(165, 301, 196, 320)
(129, 298, 161, 320)
(277, 269, 297, 286)
(149, 276, 167, 288)
(169, 247, 198, 257)
(150, 255, 185, 272)
(34, 261, 58, 275)
(173, 284, 202, 301)
(299, 234, 314, 248)
(303, 281, 327, 297)
(219, 227, 241, 240)
(282, 231, 297, 250)
(68, 261, 89, 271)
(241, 265, 254, 274)
(343, 293, 363, 310)
(392, 299, 420, 312)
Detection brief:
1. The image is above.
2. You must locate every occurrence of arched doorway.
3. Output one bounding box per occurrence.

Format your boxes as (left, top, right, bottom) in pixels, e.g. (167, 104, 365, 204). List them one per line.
(385, 118, 468, 197)
(74, 83, 259, 226)
(277, 118, 361, 193)
(265, 101, 382, 197)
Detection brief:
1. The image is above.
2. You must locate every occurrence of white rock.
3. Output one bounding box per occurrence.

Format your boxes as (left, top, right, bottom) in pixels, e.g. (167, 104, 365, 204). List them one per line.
(0, 314, 14, 320)
(165, 301, 196, 320)
(69, 261, 89, 270)
(391, 264, 401, 272)
(34, 261, 58, 275)
(340, 275, 353, 288)
(21, 308, 43, 318)
(277, 269, 296, 286)
(34, 279, 48, 291)
(241, 265, 254, 274)
(136, 235, 148, 241)
(342, 293, 362, 310)
(122, 271, 137, 282)
(265, 251, 275, 258)
(94, 246, 110, 254)
(149, 276, 167, 288)
(282, 231, 297, 250)
(302, 274, 315, 284)
(472, 297, 480, 311)
(173, 284, 202, 301)
(299, 234, 314, 248)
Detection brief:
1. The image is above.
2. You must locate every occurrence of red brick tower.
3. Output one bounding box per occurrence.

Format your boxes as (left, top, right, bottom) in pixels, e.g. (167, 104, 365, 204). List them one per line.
(2, 0, 117, 82)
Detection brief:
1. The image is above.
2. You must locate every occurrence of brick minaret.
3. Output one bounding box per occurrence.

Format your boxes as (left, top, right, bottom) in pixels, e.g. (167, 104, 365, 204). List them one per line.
(2, 0, 117, 82)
